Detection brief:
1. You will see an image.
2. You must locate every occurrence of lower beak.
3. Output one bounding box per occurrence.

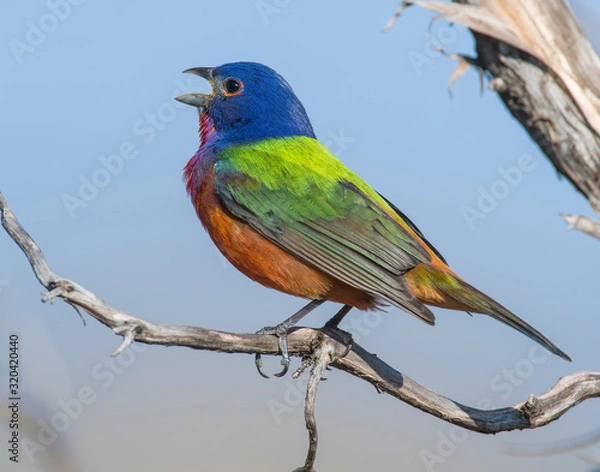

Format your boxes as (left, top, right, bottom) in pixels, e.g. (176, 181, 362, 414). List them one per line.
(175, 67, 214, 109)
(175, 93, 209, 108)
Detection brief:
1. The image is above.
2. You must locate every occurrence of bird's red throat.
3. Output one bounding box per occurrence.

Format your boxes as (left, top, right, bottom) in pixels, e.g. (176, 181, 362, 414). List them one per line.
(183, 112, 217, 198)
(198, 111, 216, 146)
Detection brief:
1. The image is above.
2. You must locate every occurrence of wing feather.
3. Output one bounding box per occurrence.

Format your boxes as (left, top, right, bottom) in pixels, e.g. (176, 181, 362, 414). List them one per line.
(213, 139, 436, 324)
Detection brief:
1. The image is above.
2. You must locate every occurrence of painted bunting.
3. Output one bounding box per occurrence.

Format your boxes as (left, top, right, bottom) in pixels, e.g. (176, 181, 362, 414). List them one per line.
(176, 62, 570, 376)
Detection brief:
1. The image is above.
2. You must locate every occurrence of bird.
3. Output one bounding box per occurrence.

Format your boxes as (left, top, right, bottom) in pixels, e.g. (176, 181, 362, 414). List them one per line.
(175, 61, 570, 376)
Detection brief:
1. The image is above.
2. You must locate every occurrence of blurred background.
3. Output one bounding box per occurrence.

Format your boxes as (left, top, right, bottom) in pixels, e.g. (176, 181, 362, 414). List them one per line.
(1, 1, 599, 470)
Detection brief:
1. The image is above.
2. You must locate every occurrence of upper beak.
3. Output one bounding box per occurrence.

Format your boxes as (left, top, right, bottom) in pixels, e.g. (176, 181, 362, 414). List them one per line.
(175, 67, 215, 108)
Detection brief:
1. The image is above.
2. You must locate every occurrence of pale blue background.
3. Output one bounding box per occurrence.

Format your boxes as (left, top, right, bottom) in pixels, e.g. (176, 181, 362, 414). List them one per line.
(1, 1, 599, 471)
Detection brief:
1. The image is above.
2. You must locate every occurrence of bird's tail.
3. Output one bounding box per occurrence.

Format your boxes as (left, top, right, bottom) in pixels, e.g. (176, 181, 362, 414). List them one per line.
(408, 266, 571, 361)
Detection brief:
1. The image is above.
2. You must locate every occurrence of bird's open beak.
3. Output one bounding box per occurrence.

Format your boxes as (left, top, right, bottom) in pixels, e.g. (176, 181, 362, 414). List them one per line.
(175, 67, 215, 108)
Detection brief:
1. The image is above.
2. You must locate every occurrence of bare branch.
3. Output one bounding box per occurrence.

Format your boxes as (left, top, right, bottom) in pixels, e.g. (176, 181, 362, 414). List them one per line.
(336, 346, 600, 432)
(112, 324, 138, 356)
(560, 214, 600, 241)
(294, 336, 335, 472)
(2, 191, 599, 468)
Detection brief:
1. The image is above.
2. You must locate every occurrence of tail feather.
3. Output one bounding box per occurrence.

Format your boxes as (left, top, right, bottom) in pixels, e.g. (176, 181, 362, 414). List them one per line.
(446, 277, 571, 362)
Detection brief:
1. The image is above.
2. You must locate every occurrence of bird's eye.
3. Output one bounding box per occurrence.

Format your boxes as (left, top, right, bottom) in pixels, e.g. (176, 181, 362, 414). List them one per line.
(223, 78, 243, 96)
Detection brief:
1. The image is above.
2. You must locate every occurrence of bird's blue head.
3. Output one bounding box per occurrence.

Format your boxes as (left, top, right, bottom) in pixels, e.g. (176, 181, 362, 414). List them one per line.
(176, 62, 315, 146)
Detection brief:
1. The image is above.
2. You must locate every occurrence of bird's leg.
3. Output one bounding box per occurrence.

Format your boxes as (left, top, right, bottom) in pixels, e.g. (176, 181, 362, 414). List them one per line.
(324, 304, 352, 329)
(323, 305, 354, 362)
(255, 299, 324, 378)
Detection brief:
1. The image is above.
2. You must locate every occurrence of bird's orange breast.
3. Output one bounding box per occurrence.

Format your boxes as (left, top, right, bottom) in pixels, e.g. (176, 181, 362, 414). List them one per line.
(194, 174, 377, 310)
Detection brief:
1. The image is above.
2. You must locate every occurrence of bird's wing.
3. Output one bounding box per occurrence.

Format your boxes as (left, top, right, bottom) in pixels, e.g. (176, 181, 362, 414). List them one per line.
(377, 193, 448, 265)
(213, 137, 436, 324)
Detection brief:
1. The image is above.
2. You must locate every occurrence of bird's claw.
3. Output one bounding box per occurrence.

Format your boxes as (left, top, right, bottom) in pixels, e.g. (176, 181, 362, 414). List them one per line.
(254, 353, 270, 379)
(274, 334, 290, 377)
(253, 300, 325, 379)
(254, 325, 292, 378)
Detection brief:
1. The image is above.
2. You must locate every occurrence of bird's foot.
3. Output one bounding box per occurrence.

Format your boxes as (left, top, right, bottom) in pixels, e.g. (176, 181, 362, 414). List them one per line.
(254, 299, 325, 379)
(255, 322, 294, 378)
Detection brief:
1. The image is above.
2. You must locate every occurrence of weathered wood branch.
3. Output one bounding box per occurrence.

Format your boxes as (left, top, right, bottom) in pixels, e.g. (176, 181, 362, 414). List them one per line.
(560, 213, 600, 240)
(387, 0, 600, 235)
(2, 191, 599, 470)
